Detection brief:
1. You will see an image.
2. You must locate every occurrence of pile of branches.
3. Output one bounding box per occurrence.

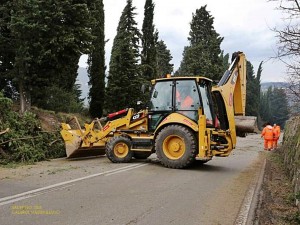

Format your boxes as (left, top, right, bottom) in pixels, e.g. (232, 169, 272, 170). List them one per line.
(0, 93, 65, 164)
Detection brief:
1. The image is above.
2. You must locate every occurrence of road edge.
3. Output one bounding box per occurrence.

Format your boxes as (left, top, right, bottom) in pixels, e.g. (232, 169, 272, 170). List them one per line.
(235, 154, 266, 225)
(246, 157, 266, 225)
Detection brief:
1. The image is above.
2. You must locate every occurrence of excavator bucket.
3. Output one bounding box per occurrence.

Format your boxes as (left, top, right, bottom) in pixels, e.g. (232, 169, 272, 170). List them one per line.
(235, 116, 259, 137)
(60, 117, 106, 159)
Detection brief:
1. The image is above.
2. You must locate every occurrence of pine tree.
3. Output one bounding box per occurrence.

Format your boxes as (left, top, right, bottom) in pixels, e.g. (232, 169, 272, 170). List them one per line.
(177, 5, 223, 81)
(105, 0, 142, 112)
(156, 40, 174, 77)
(141, 0, 158, 80)
(87, 0, 105, 118)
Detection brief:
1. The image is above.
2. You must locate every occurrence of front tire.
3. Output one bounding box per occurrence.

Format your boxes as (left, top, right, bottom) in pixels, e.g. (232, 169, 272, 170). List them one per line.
(155, 125, 197, 169)
(106, 136, 133, 163)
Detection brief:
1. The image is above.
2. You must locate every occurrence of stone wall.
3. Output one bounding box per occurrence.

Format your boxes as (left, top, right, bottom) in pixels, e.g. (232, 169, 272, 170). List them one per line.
(282, 116, 300, 210)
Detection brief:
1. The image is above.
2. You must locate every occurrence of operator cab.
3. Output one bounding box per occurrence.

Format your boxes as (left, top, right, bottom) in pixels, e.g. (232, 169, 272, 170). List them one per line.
(148, 77, 216, 131)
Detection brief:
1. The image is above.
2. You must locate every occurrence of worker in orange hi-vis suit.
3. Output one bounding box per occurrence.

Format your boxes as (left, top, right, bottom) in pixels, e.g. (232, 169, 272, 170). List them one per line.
(181, 95, 193, 109)
(176, 90, 193, 110)
(261, 122, 274, 151)
(273, 123, 281, 149)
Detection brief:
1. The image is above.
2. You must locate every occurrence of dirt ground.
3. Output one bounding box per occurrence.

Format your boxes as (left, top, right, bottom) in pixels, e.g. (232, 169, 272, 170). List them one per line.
(254, 148, 300, 225)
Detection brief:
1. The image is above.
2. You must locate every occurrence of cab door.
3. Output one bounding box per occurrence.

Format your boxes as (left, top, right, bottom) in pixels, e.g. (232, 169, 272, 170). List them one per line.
(175, 79, 201, 121)
(148, 80, 173, 131)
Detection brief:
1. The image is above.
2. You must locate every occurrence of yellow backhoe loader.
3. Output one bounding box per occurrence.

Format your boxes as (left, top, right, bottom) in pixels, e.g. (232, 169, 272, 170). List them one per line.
(61, 51, 257, 168)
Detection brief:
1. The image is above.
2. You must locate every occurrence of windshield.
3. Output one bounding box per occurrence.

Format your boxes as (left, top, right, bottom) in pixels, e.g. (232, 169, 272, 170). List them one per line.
(149, 79, 214, 124)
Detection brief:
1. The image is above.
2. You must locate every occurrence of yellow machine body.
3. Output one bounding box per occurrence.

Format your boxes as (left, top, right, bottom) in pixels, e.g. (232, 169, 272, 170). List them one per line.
(61, 52, 255, 168)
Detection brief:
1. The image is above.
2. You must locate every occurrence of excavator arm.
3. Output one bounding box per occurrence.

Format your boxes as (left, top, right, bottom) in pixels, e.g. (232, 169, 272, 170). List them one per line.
(212, 52, 257, 142)
(214, 51, 246, 116)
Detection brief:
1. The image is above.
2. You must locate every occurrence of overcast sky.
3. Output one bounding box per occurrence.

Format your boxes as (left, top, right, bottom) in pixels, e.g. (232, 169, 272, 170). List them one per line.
(79, 0, 286, 82)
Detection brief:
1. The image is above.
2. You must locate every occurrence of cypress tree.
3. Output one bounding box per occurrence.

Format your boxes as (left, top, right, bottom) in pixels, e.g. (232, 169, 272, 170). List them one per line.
(177, 5, 223, 81)
(105, 0, 141, 112)
(156, 40, 173, 77)
(105, 0, 143, 112)
(220, 51, 230, 72)
(255, 61, 263, 125)
(87, 0, 105, 118)
(141, 0, 158, 80)
(246, 61, 260, 117)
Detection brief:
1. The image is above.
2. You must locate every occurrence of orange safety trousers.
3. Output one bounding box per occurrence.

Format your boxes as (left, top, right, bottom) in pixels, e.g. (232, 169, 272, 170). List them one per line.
(261, 125, 274, 150)
(264, 139, 273, 150)
(273, 138, 279, 149)
(273, 126, 280, 149)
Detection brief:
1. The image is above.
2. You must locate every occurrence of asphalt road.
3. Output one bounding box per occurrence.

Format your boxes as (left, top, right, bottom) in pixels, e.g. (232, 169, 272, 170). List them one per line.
(0, 134, 265, 225)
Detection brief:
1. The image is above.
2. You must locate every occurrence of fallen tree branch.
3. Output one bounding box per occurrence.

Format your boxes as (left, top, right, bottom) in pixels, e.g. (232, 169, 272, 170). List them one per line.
(0, 128, 10, 135)
(0, 136, 39, 146)
(49, 139, 60, 146)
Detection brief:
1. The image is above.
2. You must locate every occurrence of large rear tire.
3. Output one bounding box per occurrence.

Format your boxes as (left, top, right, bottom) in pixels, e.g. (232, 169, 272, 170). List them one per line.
(106, 136, 133, 163)
(155, 125, 197, 169)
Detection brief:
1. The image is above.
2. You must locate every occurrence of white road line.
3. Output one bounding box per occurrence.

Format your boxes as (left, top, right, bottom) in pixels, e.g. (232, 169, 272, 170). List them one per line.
(0, 184, 74, 206)
(104, 163, 148, 176)
(0, 163, 148, 206)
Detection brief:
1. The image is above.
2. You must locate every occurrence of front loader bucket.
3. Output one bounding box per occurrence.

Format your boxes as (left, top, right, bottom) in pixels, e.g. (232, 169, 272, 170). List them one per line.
(61, 117, 107, 159)
(235, 116, 259, 137)
(61, 129, 106, 158)
(63, 130, 82, 158)
(67, 147, 106, 159)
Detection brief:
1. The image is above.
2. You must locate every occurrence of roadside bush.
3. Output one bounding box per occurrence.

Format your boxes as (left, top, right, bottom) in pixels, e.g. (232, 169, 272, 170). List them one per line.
(0, 92, 65, 164)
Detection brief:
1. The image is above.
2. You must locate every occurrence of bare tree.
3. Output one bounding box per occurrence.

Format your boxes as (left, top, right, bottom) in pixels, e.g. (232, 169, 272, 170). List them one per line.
(271, 0, 300, 110)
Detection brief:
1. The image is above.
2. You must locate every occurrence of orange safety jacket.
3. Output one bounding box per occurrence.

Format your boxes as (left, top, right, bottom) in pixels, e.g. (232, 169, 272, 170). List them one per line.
(273, 125, 281, 139)
(261, 125, 274, 140)
(181, 96, 193, 109)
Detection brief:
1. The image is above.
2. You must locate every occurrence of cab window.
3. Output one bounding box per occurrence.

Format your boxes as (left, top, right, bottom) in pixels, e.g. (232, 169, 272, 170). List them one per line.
(149, 81, 172, 111)
(175, 80, 200, 110)
(199, 80, 214, 126)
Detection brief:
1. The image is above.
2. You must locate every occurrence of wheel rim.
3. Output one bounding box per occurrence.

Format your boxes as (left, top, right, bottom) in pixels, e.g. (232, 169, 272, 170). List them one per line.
(114, 142, 129, 158)
(162, 135, 185, 159)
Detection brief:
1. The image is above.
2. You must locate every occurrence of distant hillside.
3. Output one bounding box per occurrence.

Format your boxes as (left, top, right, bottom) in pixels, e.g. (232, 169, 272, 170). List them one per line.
(261, 82, 288, 92)
(77, 67, 89, 105)
(76, 70, 290, 105)
(261, 82, 296, 109)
